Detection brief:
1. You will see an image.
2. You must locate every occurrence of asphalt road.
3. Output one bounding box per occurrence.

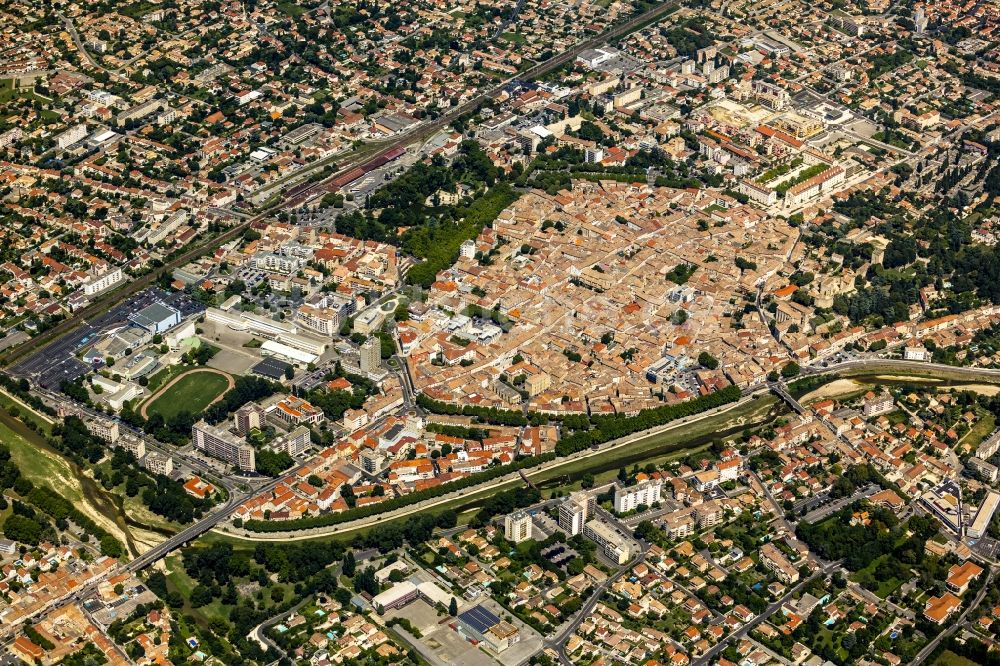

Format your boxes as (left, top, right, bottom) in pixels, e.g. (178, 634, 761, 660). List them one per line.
(214, 357, 1000, 543)
(220, 387, 758, 541)
(250, 595, 312, 655)
(910, 568, 995, 666)
(546, 554, 648, 666)
(800, 484, 879, 524)
(123, 473, 284, 574)
(36, 387, 235, 494)
(692, 560, 842, 666)
(0, 0, 683, 373)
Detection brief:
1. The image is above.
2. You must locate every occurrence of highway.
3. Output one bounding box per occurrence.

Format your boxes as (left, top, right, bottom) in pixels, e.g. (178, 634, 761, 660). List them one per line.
(60, 13, 102, 70)
(218, 387, 761, 541)
(214, 356, 1000, 543)
(810, 357, 1000, 380)
(121, 476, 272, 573)
(10, 1, 1000, 634)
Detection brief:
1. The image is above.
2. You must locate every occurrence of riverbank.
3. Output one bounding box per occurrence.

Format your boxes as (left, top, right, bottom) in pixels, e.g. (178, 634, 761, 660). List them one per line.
(206, 394, 782, 548)
(0, 409, 134, 552)
(799, 372, 1000, 405)
(199, 365, 1000, 549)
(0, 406, 169, 559)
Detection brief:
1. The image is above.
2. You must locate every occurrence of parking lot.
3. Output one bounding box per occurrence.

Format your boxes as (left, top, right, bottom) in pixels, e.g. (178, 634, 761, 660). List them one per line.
(412, 611, 541, 666)
(12, 288, 204, 389)
(419, 624, 486, 666)
(800, 484, 879, 524)
(385, 598, 444, 635)
(972, 535, 1000, 560)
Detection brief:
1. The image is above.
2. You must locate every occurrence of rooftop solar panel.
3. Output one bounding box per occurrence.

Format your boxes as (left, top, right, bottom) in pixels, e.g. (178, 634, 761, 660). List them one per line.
(458, 605, 501, 634)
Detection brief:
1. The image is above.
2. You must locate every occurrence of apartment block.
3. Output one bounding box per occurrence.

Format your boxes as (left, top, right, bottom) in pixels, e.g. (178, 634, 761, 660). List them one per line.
(863, 391, 894, 417)
(235, 402, 265, 435)
(191, 421, 256, 472)
(613, 479, 662, 513)
(144, 451, 174, 476)
(760, 543, 799, 584)
(584, 519, 637, 564)
(82, 268, 124, 296)
(558, 493, 593, 536)
(86, 418, 119, 444)
(274, 425, 311, 456)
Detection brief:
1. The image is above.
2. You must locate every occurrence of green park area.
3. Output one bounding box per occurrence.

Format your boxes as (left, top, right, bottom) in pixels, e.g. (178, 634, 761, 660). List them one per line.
(0, 78, 47, 105)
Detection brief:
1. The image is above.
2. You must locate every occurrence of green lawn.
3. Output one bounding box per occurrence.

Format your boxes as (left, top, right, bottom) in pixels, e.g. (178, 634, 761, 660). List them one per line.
(960, 411, 996, 453)
(117, 1, 160, 18)
(144, 370, 230, 420)
(165, 555, 232, 627)
(165, 555, 195, 596)
(0, 415, 84, 504)
(849, 555, 903, 599)
(165, 553, 293, 626)
(277, 1, 306, 16)
(201, 394, 779, 548)
(146, 364, 187, 393)
(0, 390, 54, 435)
(527, 394, 777, 486)
(874, 577, 902, 598)
(933, 651, 981, 666)
(0, 78, 45, 105)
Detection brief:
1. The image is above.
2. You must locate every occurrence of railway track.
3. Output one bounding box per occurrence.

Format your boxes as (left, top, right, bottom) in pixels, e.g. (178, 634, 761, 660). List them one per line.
(275, 0, 682, 208)
(1, 0, 681, 370)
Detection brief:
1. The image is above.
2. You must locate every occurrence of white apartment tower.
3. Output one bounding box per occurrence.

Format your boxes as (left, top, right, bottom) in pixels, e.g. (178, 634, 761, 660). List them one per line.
(504, 511, 532, 543)
(558, 493, 593, 536)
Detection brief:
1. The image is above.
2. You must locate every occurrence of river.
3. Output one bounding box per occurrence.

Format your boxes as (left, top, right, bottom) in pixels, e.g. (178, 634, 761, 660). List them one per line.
(0, 407, 175, 558)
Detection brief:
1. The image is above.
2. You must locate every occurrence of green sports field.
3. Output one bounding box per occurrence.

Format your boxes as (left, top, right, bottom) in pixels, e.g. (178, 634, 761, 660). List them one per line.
(143, 370, 231, 420)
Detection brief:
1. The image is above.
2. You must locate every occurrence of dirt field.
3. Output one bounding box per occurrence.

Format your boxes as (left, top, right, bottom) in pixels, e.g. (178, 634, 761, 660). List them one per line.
(942, 384, 1000, 396)
(800, 378, 864, 404)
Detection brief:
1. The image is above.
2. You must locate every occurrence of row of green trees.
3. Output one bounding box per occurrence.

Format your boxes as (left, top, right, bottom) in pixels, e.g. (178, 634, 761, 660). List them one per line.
(555, 384, 741, 456)
(243, 452, 554, 532)
(246, 383, 742, 533)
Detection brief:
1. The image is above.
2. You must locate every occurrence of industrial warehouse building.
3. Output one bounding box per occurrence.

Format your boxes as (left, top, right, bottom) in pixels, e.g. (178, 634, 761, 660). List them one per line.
(457, 605, 521, 653)
(129, 301, 182, 334)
